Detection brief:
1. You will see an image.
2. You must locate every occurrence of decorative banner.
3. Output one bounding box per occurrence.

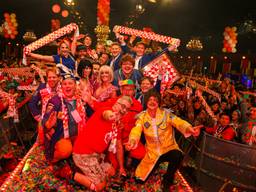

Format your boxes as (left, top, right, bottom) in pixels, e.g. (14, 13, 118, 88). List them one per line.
(189, 80, 221, 102)
(97, 0, 110, 26)
(17, 85, 38, 91)
(0, 67, 34, 77)
(23, 23, 79, 65)
(240, 57, 251, 75)
(222, 62, 231, 74)
(195, 90, 217, 121)
(183, 75, 222, 84)
(209, 57, 217, 74)
(142, 53, 180, 93)
(239, 91, 256, 97)
(113, 25, 180, 46)
(222, 26, 237, 53)
(0, 90, 18, 122)
(166, 89, 186, 96)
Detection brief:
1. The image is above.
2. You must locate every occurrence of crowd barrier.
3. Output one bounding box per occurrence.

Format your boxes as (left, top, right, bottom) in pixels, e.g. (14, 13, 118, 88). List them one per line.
(0, 102, 37, 150)
(195, 133, 256, 192)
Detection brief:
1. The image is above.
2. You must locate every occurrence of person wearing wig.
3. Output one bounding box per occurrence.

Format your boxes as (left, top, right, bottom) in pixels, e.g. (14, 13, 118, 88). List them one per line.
(126, 89, 201, 192)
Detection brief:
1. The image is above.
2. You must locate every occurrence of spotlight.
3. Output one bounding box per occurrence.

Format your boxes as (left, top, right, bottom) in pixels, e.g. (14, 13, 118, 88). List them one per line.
(64, 0, 75, 6)
(136, 3, 145, 14)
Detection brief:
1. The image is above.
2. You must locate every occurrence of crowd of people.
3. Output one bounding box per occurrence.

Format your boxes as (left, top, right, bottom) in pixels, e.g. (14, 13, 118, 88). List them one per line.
(0, 31, 255, 191)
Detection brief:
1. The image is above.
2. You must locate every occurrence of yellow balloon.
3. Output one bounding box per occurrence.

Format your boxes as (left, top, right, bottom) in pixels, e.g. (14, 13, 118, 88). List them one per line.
(13, 23, 18, 27)
(11, 18, 16, 23)
(232, 27, 237, 32)
(10, 13, 16, 18)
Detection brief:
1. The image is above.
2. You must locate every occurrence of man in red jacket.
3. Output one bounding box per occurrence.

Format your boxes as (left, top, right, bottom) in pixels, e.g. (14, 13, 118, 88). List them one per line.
(72, 95, 133, 191)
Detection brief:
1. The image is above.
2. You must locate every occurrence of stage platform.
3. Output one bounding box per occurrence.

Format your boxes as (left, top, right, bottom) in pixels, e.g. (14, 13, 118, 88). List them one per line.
(0, 143, 193, 191)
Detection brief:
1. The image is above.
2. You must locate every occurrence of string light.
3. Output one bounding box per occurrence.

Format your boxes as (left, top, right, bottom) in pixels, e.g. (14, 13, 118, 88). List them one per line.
(64, 0, 75, 6)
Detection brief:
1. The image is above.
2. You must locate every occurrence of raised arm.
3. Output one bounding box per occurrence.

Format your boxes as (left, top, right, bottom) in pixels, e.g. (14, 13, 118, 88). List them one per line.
(28, 53, 54, 63)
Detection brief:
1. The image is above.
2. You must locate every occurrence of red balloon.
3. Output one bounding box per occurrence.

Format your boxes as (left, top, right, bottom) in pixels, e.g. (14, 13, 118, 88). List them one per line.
(61, 10, 69, 18)
(227, 47, 232, 52)
(4, 13, 10, 18)
(10, 35, 15, 39)
(52, 4, 61, 13)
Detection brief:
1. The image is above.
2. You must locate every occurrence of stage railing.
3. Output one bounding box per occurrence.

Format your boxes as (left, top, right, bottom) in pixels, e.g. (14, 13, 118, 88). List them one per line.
(195, 132, 256, 192)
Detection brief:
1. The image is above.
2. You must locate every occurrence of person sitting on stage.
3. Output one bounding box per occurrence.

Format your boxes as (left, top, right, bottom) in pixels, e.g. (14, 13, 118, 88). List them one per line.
(42, 74, 86, 163)
(126, 89, 201, 192)
(72, 96, 133, 191)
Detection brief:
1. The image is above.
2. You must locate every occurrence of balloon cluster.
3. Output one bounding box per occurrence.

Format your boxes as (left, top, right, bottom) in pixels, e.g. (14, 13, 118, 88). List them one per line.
(51, 3, 69, 18)
(2, 13, 18, 39)
(97, 0, 110, 25)
(222, 26, 237, 53)
(51, 19, 61, 32)
(113, 25, 180, 46)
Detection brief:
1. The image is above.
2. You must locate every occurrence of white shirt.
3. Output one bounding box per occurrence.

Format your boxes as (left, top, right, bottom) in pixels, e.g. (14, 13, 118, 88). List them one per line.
(134, 56, 142, 70)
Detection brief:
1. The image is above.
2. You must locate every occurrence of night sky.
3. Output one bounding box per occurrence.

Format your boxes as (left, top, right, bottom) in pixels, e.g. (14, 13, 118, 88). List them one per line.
(0, 0, 256, 52)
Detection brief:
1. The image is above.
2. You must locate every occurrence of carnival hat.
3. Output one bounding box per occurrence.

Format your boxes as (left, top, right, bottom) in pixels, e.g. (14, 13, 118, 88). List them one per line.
(119, 79, 135, 87)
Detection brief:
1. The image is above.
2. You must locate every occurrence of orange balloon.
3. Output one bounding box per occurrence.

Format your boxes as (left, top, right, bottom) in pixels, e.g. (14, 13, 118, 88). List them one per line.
(52, 4, 61, 13)
(61, 10, 69, 18)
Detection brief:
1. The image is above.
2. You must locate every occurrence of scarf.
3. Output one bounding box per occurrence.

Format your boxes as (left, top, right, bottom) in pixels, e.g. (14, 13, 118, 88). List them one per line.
(60, 91, 86, 138)
(108, 120, 120, 154)
(0, 90, 18, 122)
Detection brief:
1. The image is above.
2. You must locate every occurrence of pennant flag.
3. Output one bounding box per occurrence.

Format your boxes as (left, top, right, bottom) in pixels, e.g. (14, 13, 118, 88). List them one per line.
(142, 52, 180, 94)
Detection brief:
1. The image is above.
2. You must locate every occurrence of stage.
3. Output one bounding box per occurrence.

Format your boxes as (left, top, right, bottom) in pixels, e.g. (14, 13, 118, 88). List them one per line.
(0, 143, 193, 191)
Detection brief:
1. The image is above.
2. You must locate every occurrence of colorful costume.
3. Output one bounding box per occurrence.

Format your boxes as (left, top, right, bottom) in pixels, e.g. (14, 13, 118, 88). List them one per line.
(73, 106, 121, 184)
(42, 95, 86, 161)
(129, 108, 192, 181)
